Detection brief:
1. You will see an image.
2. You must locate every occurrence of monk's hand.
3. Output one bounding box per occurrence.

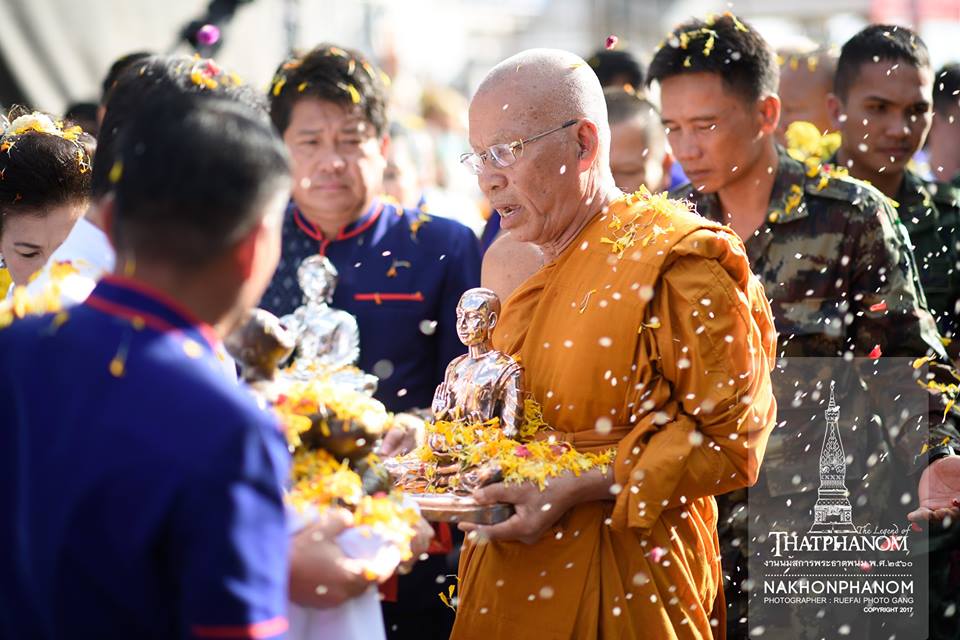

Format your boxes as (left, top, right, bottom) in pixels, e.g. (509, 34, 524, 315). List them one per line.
(458, 472, 587, 545)
(378, 412, 423, 458)
(289, 508, 376, 608)
(907, 455, 960, 524)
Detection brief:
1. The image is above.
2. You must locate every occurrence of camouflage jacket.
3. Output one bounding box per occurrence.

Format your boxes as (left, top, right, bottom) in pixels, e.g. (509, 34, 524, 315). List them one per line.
(670, 147, 960, 502)
(823, 153, 960, 337)
(895, 170, 960, 337)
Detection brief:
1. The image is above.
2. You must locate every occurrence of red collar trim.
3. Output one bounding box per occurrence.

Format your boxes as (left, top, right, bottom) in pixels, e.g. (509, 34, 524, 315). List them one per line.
(293, 201, 385, 255)
(93, 275, 221, 351)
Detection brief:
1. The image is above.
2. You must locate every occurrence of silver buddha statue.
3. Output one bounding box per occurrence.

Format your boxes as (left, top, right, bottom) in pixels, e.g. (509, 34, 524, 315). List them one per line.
(431, 287, 524, 437)
(281, 255, 374, 391)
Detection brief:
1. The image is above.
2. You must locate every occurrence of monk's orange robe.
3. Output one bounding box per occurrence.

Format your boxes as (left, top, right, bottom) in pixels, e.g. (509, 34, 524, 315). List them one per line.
(451, 193, 777, 639)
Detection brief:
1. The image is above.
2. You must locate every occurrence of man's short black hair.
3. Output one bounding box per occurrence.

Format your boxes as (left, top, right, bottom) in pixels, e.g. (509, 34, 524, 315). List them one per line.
(64, 102, 99, 135)
(587, 49, 644, 88)
(934, 63, 960, 113)
(111, 96, 290, 267)
(100, 51, 152, 105)
(604, 88, 655, 124)
(93, 54, 267, 199)
(603, 87, 665, 154)
(268, 44, 389, 137)
(834, 25, 931, 101)
(647, 13, 778, 103)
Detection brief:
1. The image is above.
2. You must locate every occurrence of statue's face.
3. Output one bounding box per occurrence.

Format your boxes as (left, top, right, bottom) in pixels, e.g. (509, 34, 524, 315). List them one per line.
(456, 305, 492, 346)
(299, 257, 337, 302)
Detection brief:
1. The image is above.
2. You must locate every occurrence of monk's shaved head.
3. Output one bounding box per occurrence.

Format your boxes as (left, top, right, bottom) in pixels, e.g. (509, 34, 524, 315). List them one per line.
(473, 49, 611, 162)
(467, 49, 619, 257)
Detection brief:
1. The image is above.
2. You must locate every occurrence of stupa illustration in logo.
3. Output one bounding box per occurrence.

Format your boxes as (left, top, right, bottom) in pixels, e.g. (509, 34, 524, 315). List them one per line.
(809, 381, 860, 533)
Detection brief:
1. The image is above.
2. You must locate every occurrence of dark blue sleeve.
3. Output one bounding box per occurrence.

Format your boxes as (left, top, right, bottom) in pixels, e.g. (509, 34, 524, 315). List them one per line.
(435, 225, 482, 383)
(171, 410, 290, 640)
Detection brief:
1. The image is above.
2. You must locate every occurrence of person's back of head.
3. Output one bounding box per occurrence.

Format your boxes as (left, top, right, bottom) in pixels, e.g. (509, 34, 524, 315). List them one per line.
(64, 102, 100, 137)
(93, 54, 266, 201)
(934, 63, 960, 115)
(588, 49, 645, 90)
(0, 108, 93, 285)
(100, 51, 153, 106)
(928, 63, 960, 181)
(647, 13, 780, 196)
(96, 51, 153, 128)
(776, 44, 838, 139)
(108, 95, 290, 316)
(603, 88, 671, 192)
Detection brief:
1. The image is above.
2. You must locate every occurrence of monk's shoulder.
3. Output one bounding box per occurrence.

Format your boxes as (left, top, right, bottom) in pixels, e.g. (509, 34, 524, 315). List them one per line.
(481, 232, 545, 302)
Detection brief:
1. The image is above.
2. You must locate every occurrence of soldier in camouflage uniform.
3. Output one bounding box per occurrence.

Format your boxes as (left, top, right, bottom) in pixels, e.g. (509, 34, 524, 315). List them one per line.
(649, 14, 960, 639)
(827, 25, 960, 339)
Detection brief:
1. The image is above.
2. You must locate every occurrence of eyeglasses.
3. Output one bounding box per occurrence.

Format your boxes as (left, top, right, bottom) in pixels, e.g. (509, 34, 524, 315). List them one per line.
(460, 119, 578, 175)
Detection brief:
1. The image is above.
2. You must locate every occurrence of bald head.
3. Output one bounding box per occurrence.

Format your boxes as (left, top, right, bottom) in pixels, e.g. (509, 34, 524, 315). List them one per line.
(473, 49, 611, 160)
(467, 49, 618, 254)
(776, 45, 838, 139)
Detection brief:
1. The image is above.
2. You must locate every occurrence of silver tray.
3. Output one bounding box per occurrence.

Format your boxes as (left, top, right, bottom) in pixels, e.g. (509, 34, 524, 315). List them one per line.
(407, 493, 514, 524)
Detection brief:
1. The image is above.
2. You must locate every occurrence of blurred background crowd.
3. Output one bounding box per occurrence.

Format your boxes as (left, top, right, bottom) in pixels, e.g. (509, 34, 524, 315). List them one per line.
(2, 0, 959, 238)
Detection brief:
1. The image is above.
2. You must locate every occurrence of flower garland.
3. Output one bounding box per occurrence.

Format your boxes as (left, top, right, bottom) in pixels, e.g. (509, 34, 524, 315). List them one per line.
(0, 261, 78, 329)
(272, 377, 420, 570)
(1, 112, 90, 174)
(599, 187, 689, 258)
(274, 377, 389, 450)
(400, 399, 615, 493)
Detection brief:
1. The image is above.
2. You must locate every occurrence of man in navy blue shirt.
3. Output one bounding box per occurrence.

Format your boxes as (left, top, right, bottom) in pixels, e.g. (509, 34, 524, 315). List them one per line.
(0, 96, 292, 637)
(261, 45, 481, 415)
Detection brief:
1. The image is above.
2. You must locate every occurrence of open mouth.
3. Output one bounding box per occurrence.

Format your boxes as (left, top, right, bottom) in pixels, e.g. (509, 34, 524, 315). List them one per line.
(497, 205, 520, 218)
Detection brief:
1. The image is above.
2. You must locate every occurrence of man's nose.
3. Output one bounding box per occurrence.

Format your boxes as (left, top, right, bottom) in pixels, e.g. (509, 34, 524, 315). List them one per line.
(315, 145, 347, 172)
(883, 113, 912, 139)
(477, 162, 508, 194)
(671, 132, 702, 163)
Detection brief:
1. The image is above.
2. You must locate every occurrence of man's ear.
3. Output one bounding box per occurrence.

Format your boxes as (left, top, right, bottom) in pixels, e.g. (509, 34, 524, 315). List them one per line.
(99, 196, 117, 248)
(826, 93, 845, 131)
(379, 133, 391, 160)
(487, 310, 498, 331)
(758, 95, 781, 136)
(575, 119, 601, 171)
(232, 220, 263, 280)
(659, 152, 675, 191)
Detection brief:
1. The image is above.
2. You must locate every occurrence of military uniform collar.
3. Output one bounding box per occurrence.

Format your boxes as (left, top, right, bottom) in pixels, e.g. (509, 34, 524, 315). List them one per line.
(765, 146, 811, 224)
(676, 145, 811, 226)
(897, 169, 934, 211)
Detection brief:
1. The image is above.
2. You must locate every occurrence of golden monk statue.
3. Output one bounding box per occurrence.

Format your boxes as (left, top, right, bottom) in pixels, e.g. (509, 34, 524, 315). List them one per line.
(431, 287, 524, 437)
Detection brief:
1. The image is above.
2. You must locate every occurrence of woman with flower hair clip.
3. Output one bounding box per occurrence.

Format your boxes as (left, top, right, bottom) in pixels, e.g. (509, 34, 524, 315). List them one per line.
(0, 108, 92, 291)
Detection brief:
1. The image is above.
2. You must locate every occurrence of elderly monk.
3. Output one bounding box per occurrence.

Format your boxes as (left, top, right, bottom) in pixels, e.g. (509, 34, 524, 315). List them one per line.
(452, 49, 778, 640)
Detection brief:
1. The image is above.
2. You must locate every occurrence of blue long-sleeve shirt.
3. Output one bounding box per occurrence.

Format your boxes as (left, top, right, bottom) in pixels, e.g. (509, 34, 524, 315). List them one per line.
(0, 277, 290, 639)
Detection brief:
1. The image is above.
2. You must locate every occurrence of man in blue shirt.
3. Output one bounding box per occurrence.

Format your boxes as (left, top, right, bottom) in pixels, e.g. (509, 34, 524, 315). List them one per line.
(0, 96, 292, 638)
(261, 45, 481, 415)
